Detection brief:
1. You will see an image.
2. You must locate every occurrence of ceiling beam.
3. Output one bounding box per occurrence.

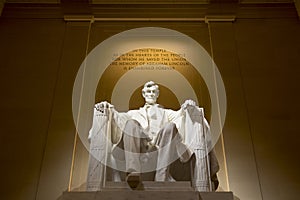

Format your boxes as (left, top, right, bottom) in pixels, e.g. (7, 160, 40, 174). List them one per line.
(1, 2, 297, 20)
(63, 15, 236, 22)
(61, 0, 92, 15)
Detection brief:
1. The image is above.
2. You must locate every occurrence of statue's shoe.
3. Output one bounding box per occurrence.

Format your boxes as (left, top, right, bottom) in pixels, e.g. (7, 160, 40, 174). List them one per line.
(126, 172, 141, 189)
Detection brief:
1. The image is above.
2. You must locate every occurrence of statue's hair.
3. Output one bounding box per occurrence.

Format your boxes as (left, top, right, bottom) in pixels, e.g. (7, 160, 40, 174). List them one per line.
(142, 81, 159, 95)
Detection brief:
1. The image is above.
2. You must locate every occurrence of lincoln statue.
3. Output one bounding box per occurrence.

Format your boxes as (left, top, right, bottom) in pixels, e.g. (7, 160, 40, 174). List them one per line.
(87, 81, 219, 191)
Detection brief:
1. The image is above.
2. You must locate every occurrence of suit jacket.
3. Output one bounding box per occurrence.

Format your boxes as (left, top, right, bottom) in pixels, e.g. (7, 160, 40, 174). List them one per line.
(110, 104, 183, 145)
(128, 104, 182, 133)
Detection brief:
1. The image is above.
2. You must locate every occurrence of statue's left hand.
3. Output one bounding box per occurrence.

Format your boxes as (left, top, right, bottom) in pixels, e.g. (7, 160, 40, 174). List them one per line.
(181, 99, 196, 109)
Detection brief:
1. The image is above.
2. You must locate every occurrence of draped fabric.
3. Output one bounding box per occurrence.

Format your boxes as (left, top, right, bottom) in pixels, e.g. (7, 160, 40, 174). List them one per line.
(87, 105, 219, 191)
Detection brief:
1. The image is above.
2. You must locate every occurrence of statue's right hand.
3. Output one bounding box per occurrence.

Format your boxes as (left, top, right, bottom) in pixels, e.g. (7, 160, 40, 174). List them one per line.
(95, 101, 114, 112)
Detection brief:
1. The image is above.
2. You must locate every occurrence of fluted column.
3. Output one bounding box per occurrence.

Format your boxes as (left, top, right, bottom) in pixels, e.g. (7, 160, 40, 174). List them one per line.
(295, 0, 300, 18)
(0, 0, 5, 16)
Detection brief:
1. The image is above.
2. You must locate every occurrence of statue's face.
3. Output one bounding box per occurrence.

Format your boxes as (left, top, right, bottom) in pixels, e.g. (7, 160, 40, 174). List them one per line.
(143, 85, 159, 105)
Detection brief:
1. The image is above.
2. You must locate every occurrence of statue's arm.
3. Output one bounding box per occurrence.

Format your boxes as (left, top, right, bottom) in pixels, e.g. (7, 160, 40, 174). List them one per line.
(88, 101, 119, 143)
(166, 99, 197, 121)
(181, 99, 197, 110)
(88, 101, 133, 145)
(110, 110, 129, 144)
(94, 101, 115, 112)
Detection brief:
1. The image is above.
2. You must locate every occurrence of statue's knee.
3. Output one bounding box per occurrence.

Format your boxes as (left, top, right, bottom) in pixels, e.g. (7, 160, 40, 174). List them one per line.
(163, 122, 177, 132)
(125, 119, 140, 128)
(123, 120, 141, 138)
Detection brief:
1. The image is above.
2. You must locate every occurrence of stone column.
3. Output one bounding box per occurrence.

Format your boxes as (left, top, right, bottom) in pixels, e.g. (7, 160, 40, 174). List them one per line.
(295, 0, 300, 18)
(0, 0, 5, 16)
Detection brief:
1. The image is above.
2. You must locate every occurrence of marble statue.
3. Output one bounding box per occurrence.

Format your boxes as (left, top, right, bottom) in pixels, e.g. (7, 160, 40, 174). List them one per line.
(87, 81, 219, 191)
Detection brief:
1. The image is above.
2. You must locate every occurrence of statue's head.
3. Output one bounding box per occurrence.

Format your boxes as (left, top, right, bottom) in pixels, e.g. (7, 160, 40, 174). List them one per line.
(142, 81, 159, 105)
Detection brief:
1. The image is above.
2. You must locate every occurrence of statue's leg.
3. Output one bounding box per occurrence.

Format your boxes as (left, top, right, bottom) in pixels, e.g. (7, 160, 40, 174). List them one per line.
(122, 119, 148, 188)
(123, 119, 142, 172)
(155, 122, 182, 181)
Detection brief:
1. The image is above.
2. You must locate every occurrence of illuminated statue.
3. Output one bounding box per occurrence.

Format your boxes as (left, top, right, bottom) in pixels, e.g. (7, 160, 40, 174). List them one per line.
(87, 81, 219, 191)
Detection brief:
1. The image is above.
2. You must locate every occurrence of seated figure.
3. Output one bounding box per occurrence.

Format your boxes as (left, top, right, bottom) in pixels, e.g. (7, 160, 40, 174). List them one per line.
(87, 81, 219, 191)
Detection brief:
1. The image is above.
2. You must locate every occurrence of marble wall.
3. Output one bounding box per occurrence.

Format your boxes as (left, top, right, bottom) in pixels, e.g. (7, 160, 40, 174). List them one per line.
(0, 3, 299, 200)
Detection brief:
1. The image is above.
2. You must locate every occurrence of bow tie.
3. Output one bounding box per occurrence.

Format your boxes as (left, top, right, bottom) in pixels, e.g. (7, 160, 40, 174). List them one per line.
(145, 104, 156, 109)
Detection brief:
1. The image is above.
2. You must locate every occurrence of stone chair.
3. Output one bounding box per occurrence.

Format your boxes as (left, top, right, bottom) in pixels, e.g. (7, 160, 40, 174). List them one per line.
(86, 106, 219, 192)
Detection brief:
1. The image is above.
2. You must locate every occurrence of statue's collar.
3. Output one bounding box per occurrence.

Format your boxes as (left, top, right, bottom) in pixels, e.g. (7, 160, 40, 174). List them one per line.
(144, 103, 159, 109)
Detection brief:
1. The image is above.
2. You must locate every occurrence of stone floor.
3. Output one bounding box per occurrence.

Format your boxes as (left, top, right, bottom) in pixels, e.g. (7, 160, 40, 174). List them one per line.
(62, 182, 233, 200)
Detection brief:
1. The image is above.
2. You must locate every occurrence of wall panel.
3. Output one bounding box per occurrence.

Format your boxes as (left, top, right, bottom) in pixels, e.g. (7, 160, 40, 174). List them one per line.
(234, 18, 300, 200)
(0, 19, 65, 200)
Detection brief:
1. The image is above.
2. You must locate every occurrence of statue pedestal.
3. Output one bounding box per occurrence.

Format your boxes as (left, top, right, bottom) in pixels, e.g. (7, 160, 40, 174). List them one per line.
(62, 182, 233, 200)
